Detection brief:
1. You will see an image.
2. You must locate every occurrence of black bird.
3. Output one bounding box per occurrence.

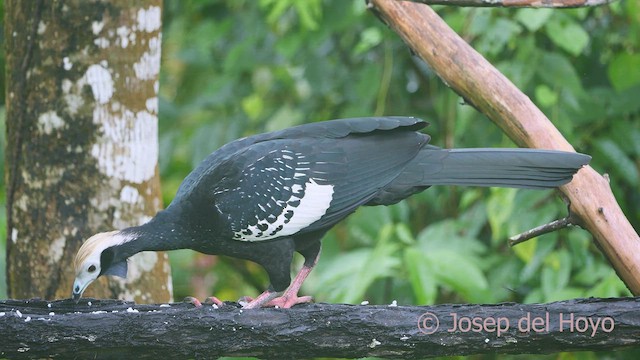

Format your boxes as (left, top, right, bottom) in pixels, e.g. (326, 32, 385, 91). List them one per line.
(72, 117, 590, 308)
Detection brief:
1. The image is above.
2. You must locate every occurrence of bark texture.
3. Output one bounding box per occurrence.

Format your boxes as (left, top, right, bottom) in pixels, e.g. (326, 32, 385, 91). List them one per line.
(0, 298, 638, 358)
(368, 0, 640, 295)
(4, 0, 171, 302)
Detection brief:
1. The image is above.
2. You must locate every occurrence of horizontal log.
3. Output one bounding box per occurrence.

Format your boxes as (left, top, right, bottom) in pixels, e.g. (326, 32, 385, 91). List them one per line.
(1, 297, 639, 358)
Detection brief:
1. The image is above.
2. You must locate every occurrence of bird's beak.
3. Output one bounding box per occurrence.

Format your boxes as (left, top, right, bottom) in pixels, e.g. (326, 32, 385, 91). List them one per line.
(72, 278, 91, 303)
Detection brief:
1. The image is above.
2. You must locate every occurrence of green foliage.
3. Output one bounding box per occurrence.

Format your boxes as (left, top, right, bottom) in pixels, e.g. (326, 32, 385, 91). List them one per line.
(158, 1, 638, 312)
(0, 4, 637, 359)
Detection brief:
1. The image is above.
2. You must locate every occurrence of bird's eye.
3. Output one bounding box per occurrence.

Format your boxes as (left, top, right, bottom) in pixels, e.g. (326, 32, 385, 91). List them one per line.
(88, 265, 97, 273)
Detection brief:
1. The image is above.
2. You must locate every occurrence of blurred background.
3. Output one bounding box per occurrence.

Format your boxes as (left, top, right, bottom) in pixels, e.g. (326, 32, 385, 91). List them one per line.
(0, 0, 639, 343)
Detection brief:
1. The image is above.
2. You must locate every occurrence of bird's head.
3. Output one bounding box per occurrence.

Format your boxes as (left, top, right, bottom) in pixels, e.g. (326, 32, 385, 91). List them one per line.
(72, 231, 133, 302)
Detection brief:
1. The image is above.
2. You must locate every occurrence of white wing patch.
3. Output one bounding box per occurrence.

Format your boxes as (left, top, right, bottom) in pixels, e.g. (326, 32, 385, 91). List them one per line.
(234, 178, 334, 241)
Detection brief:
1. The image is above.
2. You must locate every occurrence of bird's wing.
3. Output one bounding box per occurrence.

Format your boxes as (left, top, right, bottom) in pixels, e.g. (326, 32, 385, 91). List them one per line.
(176, 117, 427, 201)
(212, 130, 428, 242)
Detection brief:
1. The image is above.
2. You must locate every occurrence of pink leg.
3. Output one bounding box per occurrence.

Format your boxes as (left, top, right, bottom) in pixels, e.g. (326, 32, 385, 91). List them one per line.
(243, 251, 320, 309)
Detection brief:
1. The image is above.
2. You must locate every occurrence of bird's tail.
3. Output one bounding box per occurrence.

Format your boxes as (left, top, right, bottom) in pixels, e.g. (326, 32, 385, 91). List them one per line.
(367, 147, 590, 206)
(402, 147, 591, 189)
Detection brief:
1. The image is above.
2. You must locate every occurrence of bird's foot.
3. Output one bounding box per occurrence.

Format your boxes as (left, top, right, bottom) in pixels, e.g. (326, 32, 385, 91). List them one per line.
(266, 294, 313, 309)
(183, 296, 224, 308)
(240, 292, 313, 309)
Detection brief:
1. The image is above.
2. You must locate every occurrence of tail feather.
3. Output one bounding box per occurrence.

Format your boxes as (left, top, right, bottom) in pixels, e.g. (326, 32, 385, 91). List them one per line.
(405, 148, 591, 189)
(368, 147, 591, 205)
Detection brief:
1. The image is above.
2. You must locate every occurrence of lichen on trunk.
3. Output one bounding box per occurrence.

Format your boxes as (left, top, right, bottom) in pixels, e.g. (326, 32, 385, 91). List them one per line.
(5, 0, 171, 303)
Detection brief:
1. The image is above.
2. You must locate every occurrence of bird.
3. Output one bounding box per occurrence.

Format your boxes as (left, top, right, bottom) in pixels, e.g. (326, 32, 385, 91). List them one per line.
(72, 116, 590, 308)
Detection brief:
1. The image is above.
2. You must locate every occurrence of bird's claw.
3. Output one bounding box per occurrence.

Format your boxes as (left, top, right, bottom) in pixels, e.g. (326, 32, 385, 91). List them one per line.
(183, 296, 224, 308)
(204, 296, 224, 307)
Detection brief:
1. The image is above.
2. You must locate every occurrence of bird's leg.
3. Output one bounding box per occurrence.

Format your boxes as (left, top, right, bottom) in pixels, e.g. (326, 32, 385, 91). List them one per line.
(243, 246, 321, 309)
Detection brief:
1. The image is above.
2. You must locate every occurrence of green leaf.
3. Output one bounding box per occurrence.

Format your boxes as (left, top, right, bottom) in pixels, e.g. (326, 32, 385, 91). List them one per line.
(427, 249, 489, 303)
(545, 16, 589, 56)
(594, 139, 640, 186)
(520, 237, 558, 282)
(416, 218, 487, 256)
(241, 93, 264, 120)
(535, 84, 558, 107)
(486, 188, 517, 241)
(354, 27, 382, 55)
(608, 52, 640, 92)
(404, 248, 437, 304)
(345, 225, 400, 303)
(475, 18, 523, 56)
(537, 52, 584, 95)
(590, 271, 633, 298)
(395, 223, 415, 245)
(294, 1, 322, 30)
(512, 238, 537, 264)
(516, 8, 553, 32)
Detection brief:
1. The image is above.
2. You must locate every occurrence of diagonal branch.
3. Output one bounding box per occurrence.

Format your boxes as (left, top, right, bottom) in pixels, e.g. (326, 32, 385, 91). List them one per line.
(405, 0, 615, 8)
(367, 0, 640, 294)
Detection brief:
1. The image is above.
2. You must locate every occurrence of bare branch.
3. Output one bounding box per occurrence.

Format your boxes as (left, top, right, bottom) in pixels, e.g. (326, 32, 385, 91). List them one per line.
(509, 215, 575, 246)
(403, 0, 615, 8)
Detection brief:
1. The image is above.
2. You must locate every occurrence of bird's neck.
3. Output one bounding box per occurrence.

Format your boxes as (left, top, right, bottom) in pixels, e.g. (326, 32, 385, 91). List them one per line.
(114, 210, 194, 259)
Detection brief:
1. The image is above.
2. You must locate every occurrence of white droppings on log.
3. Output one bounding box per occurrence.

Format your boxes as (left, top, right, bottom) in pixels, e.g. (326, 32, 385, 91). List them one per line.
(137, 6, 162, 33)
(11, 228, 18, 244)
(49, 237, 66, 264)
(91, 106, 158, 183)
(37, 111, 65, 134)
(120, 185, 140, 204)
(133, 36, 161, 80)
(85, 64, 113, 104)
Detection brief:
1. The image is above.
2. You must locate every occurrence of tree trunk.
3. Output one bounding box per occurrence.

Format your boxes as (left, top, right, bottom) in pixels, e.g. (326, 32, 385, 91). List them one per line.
(4, 0, 171, 302)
